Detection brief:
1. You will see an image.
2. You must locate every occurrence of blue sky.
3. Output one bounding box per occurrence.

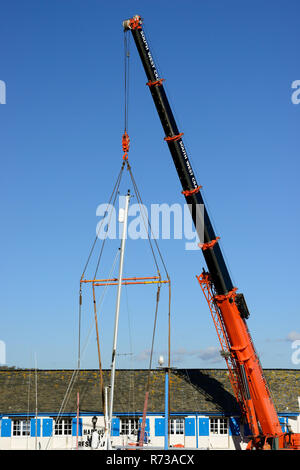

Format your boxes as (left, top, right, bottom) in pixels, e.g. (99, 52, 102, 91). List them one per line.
(0, 0, 299, 371)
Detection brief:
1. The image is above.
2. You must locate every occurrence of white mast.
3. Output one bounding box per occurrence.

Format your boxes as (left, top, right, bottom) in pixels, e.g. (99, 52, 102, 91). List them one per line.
(107, 191, 131, 449)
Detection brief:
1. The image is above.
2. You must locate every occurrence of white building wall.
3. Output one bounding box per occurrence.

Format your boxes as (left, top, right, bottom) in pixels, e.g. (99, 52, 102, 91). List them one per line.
(0, 413, 299, 450)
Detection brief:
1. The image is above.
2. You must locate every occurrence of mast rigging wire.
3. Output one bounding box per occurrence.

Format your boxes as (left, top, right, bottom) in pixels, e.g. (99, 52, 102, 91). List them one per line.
(50, 30, 172, 450)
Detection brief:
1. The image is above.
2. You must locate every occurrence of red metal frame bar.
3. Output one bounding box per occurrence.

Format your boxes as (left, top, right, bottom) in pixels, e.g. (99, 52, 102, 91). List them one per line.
(80, 276, 169, 287)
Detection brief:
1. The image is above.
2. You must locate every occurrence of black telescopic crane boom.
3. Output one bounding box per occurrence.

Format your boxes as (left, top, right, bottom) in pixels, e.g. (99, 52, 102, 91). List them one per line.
(123, 16, 233, 296)
(123, 16, 300, 449)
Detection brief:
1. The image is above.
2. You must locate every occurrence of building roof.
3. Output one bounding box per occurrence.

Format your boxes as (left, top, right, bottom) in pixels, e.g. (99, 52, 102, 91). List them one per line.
(0, 368, 299, 416)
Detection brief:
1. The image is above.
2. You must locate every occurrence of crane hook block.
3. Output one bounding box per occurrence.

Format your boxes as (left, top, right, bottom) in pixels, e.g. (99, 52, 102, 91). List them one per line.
(122, 131, 130, 160)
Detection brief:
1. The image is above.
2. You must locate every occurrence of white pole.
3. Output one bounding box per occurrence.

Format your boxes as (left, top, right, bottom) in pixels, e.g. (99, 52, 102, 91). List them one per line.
(105, 387, 109, 428)
(108, 191, 131, 448)
(35, 353, 38, 451)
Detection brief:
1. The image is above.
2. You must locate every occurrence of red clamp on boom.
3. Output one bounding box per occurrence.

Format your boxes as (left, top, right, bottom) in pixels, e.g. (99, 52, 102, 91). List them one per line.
(122, 131, 130, 160)
(164, 132, 184, 142)
(146, 78, 165, 87)
(199, 236, 220, 251)
(182, 185, 202, 197)
(214, 287, 237, 303)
